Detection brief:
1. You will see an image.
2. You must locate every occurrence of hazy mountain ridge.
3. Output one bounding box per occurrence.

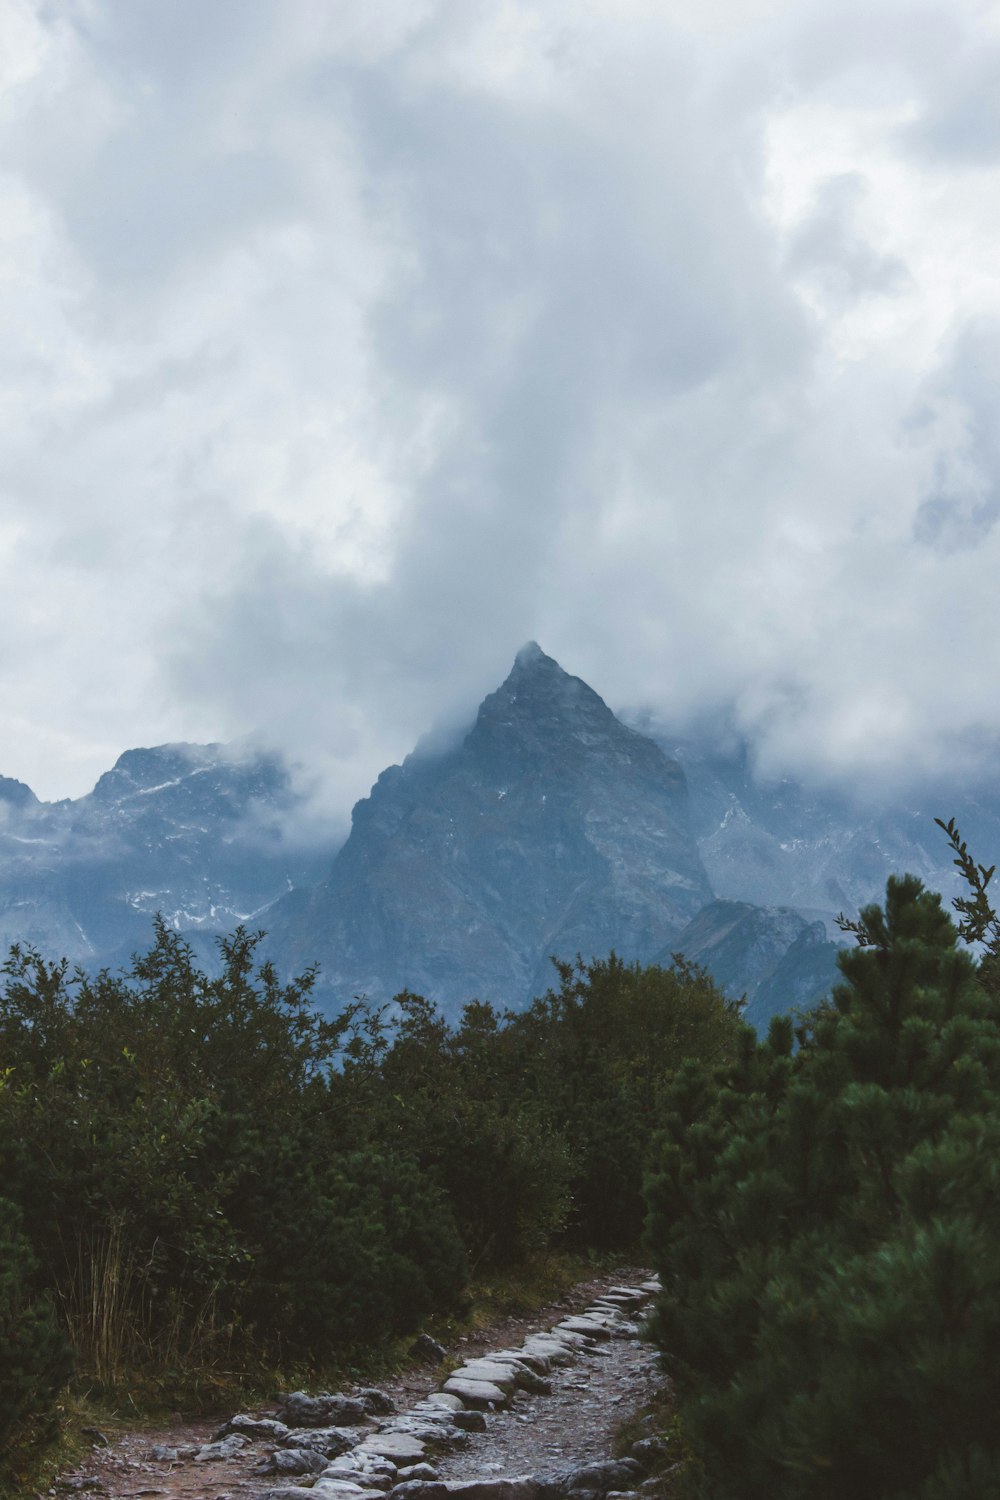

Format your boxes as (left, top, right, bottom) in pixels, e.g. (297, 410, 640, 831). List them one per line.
(0, 742, 329, 964)
(0, 647, 990, 1026)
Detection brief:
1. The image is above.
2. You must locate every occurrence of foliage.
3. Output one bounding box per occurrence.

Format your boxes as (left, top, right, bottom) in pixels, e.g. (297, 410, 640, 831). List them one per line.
(0, 911, 741, 1459)
(646, 861, 1000, 1500)
(518, 954, 743, 1247)
(0, 1197, 72, 1462)
(332, 956, 742, 1264)
(0, 921, 467, 1387)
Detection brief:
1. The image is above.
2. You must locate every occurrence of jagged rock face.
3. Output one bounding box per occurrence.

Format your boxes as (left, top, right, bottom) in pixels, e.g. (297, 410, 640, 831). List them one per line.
(0, 744, 328, 965)
(669, 898, 842, 1033)
(269, 644, 712, 1015)
(646, 724, 1000, 917)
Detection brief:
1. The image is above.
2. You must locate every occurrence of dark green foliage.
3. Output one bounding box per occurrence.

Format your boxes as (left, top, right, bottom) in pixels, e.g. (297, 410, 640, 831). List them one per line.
(333, 956, 742, 1266)
(519, 954, 743, 1247)
(0, 906, 740, 1455)
(646, 870, 1000, 1500)
(0, 921, 467, 1385)
(0, 1197, 72, 1454)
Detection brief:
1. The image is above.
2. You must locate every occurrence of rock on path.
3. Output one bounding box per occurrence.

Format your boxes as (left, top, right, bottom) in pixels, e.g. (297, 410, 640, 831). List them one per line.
(49, 1271, 668, 1500)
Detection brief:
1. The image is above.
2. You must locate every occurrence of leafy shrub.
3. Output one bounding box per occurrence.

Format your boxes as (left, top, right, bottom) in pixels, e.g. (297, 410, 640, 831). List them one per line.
(0, 1196, 72, 1458)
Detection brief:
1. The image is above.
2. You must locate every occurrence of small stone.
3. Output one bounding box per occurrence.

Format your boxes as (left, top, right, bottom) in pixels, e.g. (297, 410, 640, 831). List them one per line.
(259, 1448, 328, 1476)
(555, 1318, 612, 1339)
(357, 1434, 427, 1463)
(449, 1362, 517, 1392)
(410, 1333, 447, 1364)
(416, 1393, 465, 1412)
(397, 1465, 441, 1482)
(444, 1479, 540, 1500)
(278, 1391, 369, 1427)
(214, 1415, 292, 1443)
(440, 1410, 481, 1434)
(558, 1460, 642, 1494)
(358, 1387, 397, 1416)
(194, 1435, 250, 1462)
(281, 1426, 357, 1457)
(441, 1376, 508, 1407)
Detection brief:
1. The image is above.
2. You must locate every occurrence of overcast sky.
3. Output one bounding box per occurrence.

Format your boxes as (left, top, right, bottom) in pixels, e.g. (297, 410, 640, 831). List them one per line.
(3, 0, 1000, 812)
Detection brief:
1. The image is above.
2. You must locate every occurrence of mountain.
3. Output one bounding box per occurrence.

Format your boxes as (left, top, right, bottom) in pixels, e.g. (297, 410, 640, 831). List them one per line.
(265, 643, 713, 1014)
(0, 647, 991, 1031)
(668, 899, 842, 1033)
(0, 743, 328, 966)
(640, 719, 1000, 919)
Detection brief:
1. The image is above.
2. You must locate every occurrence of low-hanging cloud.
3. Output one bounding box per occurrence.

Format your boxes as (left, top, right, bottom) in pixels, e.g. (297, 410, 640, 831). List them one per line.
(1, 0, 1000, 817)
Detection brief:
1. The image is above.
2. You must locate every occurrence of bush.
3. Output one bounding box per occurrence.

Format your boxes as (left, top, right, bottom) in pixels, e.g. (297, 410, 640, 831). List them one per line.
(0, 1196, 72, 1460)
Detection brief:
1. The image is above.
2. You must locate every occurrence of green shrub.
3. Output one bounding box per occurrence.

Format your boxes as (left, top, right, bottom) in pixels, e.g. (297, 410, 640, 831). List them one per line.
(0, 1196, 72, 1456)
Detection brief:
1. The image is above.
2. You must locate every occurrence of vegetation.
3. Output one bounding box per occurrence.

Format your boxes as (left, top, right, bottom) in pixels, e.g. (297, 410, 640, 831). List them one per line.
(645, 829, 1000, 1499)
(0, 924, 740, 1483)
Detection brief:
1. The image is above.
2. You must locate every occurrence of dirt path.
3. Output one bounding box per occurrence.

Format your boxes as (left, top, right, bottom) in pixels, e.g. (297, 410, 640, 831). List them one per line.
(48, 1269, 664, 1500)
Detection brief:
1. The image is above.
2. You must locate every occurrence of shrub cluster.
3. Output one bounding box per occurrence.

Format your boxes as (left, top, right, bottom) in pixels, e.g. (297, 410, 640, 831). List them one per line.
(646, 870, 1000, 1500)
(0, 921, 740, 1463)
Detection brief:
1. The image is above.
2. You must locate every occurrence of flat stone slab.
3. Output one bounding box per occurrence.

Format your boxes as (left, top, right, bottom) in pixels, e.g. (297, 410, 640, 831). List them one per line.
(495, 1347, 551, 1374)
(310, 1486, 371, 1500)
(519, 1338, 575, 1365)
(450, 1361, 518, 1391)
(416, 1393, 465, 1412)
(539, 1327, 591, 1346)
(441, 1376, 509, 1407)
(356, 1433, 427, 1462)
(444, 1478, 541, 1500)
(556, 1317, 613, 1338)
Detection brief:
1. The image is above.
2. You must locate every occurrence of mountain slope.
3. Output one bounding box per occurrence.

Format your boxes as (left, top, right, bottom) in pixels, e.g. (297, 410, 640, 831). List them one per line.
(267, 643, 713, 1014)
(0, 744, 328, 964)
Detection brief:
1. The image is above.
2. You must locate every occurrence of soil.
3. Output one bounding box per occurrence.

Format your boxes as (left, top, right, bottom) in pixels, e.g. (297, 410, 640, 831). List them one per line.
(47, 1268, 665, 1500)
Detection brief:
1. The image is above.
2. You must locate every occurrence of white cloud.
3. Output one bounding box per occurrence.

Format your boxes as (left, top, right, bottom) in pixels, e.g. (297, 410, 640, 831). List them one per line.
(0, 0, 999, 810)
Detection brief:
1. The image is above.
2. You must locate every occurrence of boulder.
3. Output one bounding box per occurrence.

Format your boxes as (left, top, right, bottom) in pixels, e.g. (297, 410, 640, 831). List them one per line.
(312, 1485, 375, 1500)
(442, 1376, 508, 1407)
(415, 1393, 464, 1412)
(495, 1348, 551, 1375)
(358, 1387, 397, 1416)
(214, 1414, 291, 1443)
(556, 1460, 642, 1494)
(258, 1447, 328, 1477)
(555, 1318, 612, 1339)
(449, 1362, 518, 1393)
(193, 1434, 250, 1462)
(386, 1484, 449, 1500)
(281, 1426, 357, 1456)
(450, 1410, 488, 1433)
(278, 1390, 369, 1427)
(444, 1480, 540, 1500)
(357, 1433, 428, 1463)
(410, 1333, 447, 1363)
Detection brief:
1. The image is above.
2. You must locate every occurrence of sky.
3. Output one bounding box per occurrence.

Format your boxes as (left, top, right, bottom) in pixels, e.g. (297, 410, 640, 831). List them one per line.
(3, 0, 1000, 814)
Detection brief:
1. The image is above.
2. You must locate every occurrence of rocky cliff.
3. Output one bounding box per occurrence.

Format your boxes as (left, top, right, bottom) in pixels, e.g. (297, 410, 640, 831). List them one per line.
(267, 644, 713, 1014)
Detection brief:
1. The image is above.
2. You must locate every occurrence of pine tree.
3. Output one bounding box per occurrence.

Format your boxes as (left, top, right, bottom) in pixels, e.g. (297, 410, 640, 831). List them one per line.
(646, 873, 1000, 1500)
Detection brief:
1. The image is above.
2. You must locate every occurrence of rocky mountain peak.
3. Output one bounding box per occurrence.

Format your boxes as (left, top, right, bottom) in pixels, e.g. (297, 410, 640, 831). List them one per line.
(270, 646, 712, 1014)
(467, 644, 655, 775)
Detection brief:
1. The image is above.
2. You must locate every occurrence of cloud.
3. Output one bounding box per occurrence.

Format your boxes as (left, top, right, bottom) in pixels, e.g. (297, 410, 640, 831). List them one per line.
(1, 0, 1000, 811)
